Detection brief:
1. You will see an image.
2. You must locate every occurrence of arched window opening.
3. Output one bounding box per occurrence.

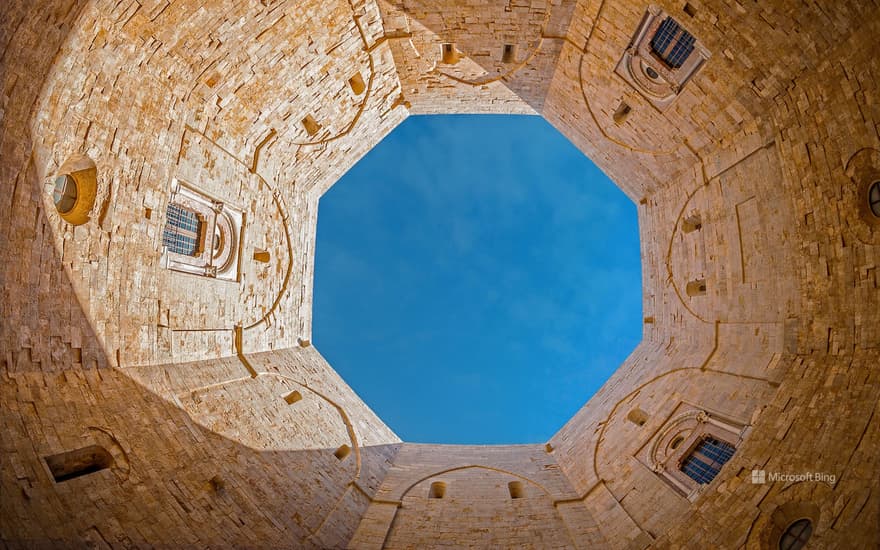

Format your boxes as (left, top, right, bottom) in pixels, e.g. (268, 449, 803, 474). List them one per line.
(45, 445, 113, 482)
(428, 481, 446, 499)
(508, 481, 524, 499)
(779, 519, 812, 550)
(686, 279, 707, 296)
(627, 407, 649, 427)
(334, 444, 351, 461)
(163, 203, 205, 257)
(869, 181, 880, 218)
(680, 436, 735, 485)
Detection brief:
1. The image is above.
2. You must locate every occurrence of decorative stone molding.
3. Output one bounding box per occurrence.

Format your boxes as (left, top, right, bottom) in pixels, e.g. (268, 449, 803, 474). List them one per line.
(638, 403, 747, 501)
(161, 178, 244, 282)
(614, 6, 710, 111)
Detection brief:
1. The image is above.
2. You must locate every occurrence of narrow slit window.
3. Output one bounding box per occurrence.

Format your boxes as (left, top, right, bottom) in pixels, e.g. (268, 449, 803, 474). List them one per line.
(679, 437, 735, 485)
(627, 407, 649, 426)
(441, 43, 459, 64)
(334, 444, 351, 461)
(163, 203, 204, 256)
(613, 101, 632, 124)
(508, 481, 524, 499)
(650, 17, 696, 68)
(686, 279, 707, 296)
(683, 3, 697, 17)
(682, 214, 702, 233)
(502, 44, 516, 63)
(253, 248, 270, 263)
(348, 72, 366, 95)
(302, 114, 320, 136)
(283, 390, 302, 405)
(428, 481, 446, 498)
(45, 445, 113, 482)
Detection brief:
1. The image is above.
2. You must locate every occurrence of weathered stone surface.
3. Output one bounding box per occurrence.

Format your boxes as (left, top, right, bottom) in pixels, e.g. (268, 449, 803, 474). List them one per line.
(1, 0, 877, 548)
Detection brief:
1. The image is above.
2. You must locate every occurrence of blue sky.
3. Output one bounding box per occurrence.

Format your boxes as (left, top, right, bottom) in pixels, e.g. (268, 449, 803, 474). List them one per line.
(313, 114, 641, 445)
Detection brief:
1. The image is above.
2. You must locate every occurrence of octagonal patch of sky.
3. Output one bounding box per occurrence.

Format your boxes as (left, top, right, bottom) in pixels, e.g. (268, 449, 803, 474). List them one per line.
(314, 114, 641, 445)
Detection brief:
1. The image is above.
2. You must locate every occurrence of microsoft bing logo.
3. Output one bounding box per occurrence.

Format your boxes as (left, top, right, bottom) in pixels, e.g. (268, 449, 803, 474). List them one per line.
(750, 469, 835, 485)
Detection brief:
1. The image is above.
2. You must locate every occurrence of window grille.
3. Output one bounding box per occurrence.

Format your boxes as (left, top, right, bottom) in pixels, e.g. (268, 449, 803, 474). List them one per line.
(650, 17, 695, 68)
(162, 203, 202, 256)
(680, 436, 734, 484)
(779, 519, 812, 550)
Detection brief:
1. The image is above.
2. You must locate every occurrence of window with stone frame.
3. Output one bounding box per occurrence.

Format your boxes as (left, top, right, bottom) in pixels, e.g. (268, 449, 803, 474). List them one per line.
(679, 436, 735, 485)
(614, 7, 710, 111)
(161, 179, 244, 282)
(636, 404, 746, 501)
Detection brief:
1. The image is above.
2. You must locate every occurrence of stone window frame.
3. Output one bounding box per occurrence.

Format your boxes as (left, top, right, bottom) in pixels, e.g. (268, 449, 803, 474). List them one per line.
(637, 404, 747, 501)
(868, 180, 880, 218)
(161, 178, 244, 282)
(614, 6, 711, 111)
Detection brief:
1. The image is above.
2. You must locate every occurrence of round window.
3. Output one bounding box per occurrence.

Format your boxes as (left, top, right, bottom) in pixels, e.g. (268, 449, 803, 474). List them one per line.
(644, 66, 660, 80)
(52, 174, 78, 214)
(779, 518, 812, 550)
(869, 181, 880, 218)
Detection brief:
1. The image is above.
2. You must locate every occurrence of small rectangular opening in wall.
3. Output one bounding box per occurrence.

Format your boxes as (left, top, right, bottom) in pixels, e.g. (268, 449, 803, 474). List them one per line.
(144, 207, 152, 219)
(428, 481, 446, 498)
(682, 214, 702, 233)
(302, 114, 320, 136)
(686, 279, 707, 296)
(508, 481, 524, 499)
(283, 390, 302, 405)
(253, 248, 270, 263)
(683, 3, 697, 17)
(644, 316, 655, 324)
(441, 43, 459, 64)
(334, 444, 351, 461)
(502, 44, 516, 63)
(348, 72, 366, 95)
(45, 445, 113, 482)
(613, 100, 632, 125)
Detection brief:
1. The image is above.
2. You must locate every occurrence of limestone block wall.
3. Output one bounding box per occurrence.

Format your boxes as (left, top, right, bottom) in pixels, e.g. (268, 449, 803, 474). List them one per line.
(1, 345, 401, 548)
(1, 0, 878, 548)
(350, 444, 608, 549)
(375, 0, 580, 115)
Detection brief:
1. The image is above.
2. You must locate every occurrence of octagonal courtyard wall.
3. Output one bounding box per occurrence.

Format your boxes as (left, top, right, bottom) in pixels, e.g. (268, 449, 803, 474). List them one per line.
(1, 0, 878, 548)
